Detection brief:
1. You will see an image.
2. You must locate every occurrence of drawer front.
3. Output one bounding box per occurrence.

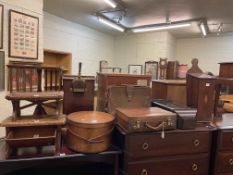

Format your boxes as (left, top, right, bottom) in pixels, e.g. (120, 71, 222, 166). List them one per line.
(126, 131, 211, 161)
(126, 154, 209, 175)
(216, 152, 233, 174)
(219, 130, 233, 151)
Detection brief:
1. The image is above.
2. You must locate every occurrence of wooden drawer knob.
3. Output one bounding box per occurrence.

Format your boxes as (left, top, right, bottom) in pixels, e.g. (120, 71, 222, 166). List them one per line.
(193, 139, 200, 147)
(192, 163, 198, 172)
(229, 159, 233, 166)
(142, 142, 149, 150)
(141, 169, 148, 175)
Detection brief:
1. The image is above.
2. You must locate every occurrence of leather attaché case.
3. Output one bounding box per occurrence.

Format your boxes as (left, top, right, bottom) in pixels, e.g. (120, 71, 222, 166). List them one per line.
(116, 107, 177, 133)
(107, 85, 151, 115)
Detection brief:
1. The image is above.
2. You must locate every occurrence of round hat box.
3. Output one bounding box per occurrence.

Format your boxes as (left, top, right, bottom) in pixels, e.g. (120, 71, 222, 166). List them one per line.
(66, 111, 114, 153)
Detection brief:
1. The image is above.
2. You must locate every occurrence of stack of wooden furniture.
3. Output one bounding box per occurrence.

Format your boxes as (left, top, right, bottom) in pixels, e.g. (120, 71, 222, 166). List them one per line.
(96, 73, 151, 111)
(0, 63, 66, 158)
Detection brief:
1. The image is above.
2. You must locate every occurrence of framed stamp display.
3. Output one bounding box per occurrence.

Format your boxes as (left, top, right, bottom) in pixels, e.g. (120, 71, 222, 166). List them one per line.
(0, 51, 5, 90)
(9, 10, 39, 59)
(128, 64, 143, 75)
(0, 4, 3, 49)
(145, 61, 158, 79)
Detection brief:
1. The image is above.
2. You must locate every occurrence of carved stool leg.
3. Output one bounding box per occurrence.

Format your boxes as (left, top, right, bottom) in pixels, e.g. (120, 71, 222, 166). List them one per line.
(12, 100, 20, 120)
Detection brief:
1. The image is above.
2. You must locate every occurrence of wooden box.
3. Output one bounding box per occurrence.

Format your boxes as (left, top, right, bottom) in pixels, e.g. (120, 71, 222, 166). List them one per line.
(186, 73, 216, 121)
(219, 62, 233, 78)
(152, 80, 186, 106)
(96, 73, 151, 111)
(63, 75, 95, 114)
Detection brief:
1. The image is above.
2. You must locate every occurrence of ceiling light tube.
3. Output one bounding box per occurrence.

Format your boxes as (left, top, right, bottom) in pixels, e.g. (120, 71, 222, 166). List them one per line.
(200, 23, 207, 36)
(132, 23, 191, 33)
(98, 16, 125, 32)
(104, 0, 117, 8)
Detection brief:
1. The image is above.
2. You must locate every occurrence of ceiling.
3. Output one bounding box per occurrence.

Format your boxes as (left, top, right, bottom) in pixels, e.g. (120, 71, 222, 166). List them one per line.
(44, 0, 233, 38)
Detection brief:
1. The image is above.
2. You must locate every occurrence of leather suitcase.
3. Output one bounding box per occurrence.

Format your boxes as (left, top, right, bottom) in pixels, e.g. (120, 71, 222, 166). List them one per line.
(107, 85, 151, 115)
(116, 107, 177, 133)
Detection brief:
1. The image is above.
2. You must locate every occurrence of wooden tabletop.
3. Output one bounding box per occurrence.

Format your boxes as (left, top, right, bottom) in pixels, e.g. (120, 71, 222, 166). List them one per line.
(152, 79, 186, 85)
(0, 116, 66, 127)
(5, 91, 64, 100)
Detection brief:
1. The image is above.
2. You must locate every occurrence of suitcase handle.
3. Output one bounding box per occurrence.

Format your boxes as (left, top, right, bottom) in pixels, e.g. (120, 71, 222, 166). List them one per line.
(145, 122, 164, 131)
(68, 128, 113, 144)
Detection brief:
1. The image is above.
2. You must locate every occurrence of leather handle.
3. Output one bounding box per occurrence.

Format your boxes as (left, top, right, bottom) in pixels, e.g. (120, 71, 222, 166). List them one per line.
(145, 122, 164, 131)
(68, 128, 113, 144)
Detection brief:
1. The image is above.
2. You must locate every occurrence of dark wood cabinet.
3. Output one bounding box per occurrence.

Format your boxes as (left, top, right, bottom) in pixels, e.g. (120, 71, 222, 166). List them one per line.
(219, 62, 233, 78)
(115, 125, 214, 175)
(166, 61, 179, 79)
(63, 75, 95, 114)
(152, 80, 187, 106)
(186, 73, 216, 121)
(211, 114, 233, 175)
(96, 73, 151, 111)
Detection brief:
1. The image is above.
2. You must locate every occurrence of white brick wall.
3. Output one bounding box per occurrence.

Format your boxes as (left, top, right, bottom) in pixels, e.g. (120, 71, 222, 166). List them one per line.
(44, 12, 114, 76)
(113, 31, 176, 73)
(175, 36, 233, 74)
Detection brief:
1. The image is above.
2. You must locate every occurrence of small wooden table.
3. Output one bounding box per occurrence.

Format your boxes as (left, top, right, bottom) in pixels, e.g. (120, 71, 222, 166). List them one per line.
(152, 80, 187, 106)
(5, 91, 64, 119)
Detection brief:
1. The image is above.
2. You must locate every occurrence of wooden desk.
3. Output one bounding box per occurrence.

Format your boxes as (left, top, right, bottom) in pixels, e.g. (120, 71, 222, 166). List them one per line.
(0, 144, 121, 175)
(152, 80, 187, 106)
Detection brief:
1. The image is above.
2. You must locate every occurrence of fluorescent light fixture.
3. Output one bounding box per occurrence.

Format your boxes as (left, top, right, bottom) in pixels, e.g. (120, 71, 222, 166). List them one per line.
(98, 16, 125, 32)
(104, 0, 117, 8)
(200, 23, 207, 36)
(132, 23, 191, 33)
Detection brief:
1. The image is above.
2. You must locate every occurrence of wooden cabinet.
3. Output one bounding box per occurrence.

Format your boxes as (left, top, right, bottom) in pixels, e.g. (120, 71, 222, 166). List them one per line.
(212, 114, 233, 175)
(152, 80, 186, 106)
(186, 73, 216, 121)
(63, 75, 95, 114)
(219, 62, 233, 78)
(115, 125, 214, 175)
(96, 73, 151, 111)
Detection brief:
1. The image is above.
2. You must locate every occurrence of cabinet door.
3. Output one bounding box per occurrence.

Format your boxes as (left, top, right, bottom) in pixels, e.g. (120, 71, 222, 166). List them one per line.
(126, 154, 209, 175)
(126, 131, 211, 161)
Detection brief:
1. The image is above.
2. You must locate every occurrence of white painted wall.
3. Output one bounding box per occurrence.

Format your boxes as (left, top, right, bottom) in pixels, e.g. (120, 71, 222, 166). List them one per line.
(0, 0, 43, 137)
(175, 36, 233, 75)
(44, 12, 114, 76)
(113, 31, 176, 73)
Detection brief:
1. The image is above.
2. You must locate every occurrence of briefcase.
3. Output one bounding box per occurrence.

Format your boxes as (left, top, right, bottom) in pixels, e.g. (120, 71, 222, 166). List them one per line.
(116, 107, 177, 134)
(107, 85, 151, 115)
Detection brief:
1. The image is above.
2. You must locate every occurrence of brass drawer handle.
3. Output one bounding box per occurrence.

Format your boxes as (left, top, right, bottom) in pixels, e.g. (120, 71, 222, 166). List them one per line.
(193, 139, 200, 147)
(141, 169, 148, 175)
(192, 163, 198, 172)
(142, 142, 149, 150)
(229, 159, 233, 166)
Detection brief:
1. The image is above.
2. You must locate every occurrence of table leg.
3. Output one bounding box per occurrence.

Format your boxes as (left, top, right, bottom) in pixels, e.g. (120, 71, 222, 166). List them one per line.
(12, 100, 20, 120)
(114, 154, 119, 175)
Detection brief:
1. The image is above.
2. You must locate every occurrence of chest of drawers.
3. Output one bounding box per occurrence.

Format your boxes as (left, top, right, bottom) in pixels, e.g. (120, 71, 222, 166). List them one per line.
(114, 125, 215, 175)
(212, 114, 233, 175)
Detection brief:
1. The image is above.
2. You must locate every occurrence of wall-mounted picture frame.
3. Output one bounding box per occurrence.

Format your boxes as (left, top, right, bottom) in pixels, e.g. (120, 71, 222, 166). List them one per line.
(0, 51, 5, 91)
(128, 64, 143, 75)
(0, 4, 3, 49)
(9, 10, 39, 59)
(99, 60, 108, 72)
(145, 61, 158, 79)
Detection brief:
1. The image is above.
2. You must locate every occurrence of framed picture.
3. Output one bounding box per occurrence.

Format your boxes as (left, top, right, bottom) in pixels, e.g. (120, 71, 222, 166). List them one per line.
(128, 64, 143, 75)
(9, 10, 39, 59)
(145, 61, 158, 79)
(113, 67, 122, 74)
(0, 51, 5, 90)
(0, 5, 3, 49)
(99, 60, 108, 72)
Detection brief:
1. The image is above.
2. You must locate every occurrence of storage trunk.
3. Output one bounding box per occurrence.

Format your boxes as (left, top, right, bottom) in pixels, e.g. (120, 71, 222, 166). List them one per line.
(66, 111, 114, 153)
(116, 107, 177, 133)
(107, 85, 151, 115)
